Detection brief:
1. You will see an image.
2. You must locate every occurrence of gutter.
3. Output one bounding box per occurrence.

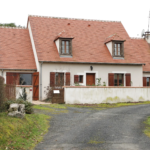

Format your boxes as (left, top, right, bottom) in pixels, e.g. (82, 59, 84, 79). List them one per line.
(39, 61, 145, 66)
(0, 69, 37, 71)
(40, 62, 43, 101)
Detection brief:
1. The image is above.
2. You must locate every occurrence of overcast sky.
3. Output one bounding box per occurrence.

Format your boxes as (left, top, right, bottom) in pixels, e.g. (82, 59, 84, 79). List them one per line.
(0, 0, 150, 37)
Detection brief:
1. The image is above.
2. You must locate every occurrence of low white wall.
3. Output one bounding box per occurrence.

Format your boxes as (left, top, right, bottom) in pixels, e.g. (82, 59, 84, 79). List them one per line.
(64, 87, 150, 104)
(16, 86, 33, 103)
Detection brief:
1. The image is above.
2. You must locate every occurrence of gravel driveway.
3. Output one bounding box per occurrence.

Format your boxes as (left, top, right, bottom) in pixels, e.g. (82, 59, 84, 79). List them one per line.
(35, 104, 150, 150)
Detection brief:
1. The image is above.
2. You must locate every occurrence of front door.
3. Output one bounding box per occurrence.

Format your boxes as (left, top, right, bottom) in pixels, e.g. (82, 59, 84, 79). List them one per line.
(86, 73, 95, 85)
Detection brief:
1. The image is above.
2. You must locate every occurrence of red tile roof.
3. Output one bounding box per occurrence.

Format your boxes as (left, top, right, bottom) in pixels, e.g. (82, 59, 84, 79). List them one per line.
(130, 38, 150, 72)
(54, 30, 74, 41)
(0, 27, 36, 70)
(28, 16, 150, 70)
(105, 34, 125, 43)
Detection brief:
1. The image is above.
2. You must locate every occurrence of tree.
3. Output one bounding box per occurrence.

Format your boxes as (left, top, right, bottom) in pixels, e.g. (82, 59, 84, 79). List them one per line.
(0, 23, 24, 28)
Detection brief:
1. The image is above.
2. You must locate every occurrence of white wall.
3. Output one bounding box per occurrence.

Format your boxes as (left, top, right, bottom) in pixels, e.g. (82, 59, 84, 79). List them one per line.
(106, 42, 112, 55)
(55, 39, 59, 53)
(143, 72, 150, 77)
(28, 21, 40, 72)
(145, 35, 150, 44)
(64, 87, 150, 104)
(16, 86, 33, 102)
(41, 63, 143, 100)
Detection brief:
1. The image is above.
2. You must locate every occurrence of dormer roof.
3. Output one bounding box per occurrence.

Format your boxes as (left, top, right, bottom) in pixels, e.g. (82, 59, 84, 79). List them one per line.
(54, 30, 74, 41)
(105, 34, 125, 43)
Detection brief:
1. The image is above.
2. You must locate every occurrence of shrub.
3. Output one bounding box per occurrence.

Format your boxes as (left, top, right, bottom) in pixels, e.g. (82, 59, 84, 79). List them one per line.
(4, 99, 34, 114)
(0, 76, 5, 112)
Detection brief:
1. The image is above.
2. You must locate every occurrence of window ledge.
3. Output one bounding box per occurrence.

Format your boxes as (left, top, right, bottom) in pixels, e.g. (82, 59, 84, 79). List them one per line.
(16, 85, 33, 87)
(113, 57, 124, 60)
(60, 55, 72, 58)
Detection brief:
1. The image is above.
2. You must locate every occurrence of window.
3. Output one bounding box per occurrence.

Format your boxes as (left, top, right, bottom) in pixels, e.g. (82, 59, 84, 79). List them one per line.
(6, 73, 32, 85)
(143, 77, 150, 86)
(114, 43, 121, 56)
(60, 38, 72, 55)
(114, 74, 124, 86)
(61, 41, 70, 54)
(55, 73, 64, 86)
(147, 78, 150, 86)
(113, 41, 124, 57)
(79, 75, 83, 83)
(74, 75, 84, 84)
(50, 72, 70, 87)
(20, 74, 32, 85)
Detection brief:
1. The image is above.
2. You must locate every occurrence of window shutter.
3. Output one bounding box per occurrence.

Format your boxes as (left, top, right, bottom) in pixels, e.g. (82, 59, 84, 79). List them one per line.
(66, 72, 70, 86)
(125, 73, 131, 86)
(74, 75, 79, 83)
(108, 73, 114, 86)
(143, 77, 147, 86)
(50, 72, 55, 87)
(6, 72, 19, 85)
(69, 40, 72, 55)
(121, 43, 124, 57)
(14, 73, 20, 85)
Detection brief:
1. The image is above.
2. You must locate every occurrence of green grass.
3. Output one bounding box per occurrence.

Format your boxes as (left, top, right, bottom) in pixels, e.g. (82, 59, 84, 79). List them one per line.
(0, 112, 50, 150)
(33, 105, 68, 114)
(144, 116, 150, 138)
(66, 101, 150, 109)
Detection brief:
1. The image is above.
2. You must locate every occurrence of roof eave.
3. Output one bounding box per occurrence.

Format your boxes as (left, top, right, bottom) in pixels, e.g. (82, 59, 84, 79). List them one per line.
(39, 61, 144, 66)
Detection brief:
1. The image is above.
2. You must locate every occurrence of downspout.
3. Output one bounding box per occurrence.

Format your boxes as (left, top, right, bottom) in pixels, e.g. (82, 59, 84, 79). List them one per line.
(1, 69, 3, 77)
(40, 62, 43, 101)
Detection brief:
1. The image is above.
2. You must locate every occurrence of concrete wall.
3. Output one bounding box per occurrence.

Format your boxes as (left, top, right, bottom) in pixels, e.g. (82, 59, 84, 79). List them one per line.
(16, 86, 33, 102)
(64, 87, 150, 104)
(41, 63, 143, 100)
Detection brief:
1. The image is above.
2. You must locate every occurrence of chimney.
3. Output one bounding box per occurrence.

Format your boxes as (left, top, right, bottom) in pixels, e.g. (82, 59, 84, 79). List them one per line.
(145, 31, 150, 44)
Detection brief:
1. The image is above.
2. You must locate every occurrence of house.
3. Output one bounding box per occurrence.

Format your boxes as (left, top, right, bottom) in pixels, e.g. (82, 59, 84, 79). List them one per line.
(0, 15, 150, 101)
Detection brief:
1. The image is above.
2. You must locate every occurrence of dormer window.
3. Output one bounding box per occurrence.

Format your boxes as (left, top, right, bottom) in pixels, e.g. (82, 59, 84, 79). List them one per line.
(105, 34, 125, 59)
(61, 40, 70, 54)
(113, 41, 124, 57)
(114, 43, 121, 56)
(60, 39, 72, 55)
(54, 37, 73, 57)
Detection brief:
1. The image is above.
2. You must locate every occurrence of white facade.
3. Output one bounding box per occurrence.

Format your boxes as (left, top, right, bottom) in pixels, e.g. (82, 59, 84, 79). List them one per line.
(41, 63, 143, 100)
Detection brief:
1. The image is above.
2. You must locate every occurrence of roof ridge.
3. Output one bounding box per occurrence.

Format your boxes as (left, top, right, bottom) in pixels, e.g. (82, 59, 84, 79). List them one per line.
(130, 37, 144, 39)
(0, 26, 26, 29)
(28, 15, 121, 23)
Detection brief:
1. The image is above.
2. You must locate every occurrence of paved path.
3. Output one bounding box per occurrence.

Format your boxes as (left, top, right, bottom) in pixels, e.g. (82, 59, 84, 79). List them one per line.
(35, 104, 150, 150)
(32, 100, 51, 105)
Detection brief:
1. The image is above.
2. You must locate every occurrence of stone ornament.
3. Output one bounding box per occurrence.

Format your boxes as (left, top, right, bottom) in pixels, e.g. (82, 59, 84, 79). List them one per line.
(8, 103, 25, 118)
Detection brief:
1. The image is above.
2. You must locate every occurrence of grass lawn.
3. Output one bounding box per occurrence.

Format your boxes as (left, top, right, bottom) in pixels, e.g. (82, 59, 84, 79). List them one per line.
(0, 112, 50, 150)
(65, 101, 150, 109)
(144, 116, 150, 138)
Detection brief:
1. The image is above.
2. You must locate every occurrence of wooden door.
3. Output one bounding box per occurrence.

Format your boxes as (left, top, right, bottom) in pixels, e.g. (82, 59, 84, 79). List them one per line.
(86, 73, 95, 85)
(32, 72, 39, 100)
